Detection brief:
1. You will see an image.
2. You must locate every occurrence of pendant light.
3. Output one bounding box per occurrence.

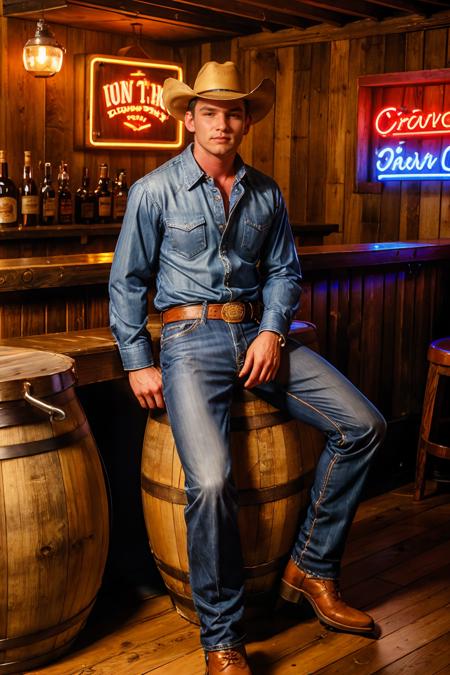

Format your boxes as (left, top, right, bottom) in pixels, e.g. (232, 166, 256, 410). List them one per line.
(23, 19, 65, 78)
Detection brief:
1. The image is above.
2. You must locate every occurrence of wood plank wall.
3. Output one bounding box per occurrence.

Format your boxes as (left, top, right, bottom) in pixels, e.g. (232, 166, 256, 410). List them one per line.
(2, 14, 450, 244)
(181, 28, 450, 244)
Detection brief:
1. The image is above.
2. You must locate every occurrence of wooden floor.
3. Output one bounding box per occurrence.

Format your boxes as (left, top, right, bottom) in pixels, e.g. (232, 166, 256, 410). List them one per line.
(26, 482, 450, 675)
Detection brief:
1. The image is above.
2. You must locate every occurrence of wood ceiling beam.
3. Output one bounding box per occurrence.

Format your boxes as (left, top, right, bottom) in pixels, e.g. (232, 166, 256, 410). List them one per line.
(3, 0, 266, 35)
(2, 0, 68, 13)
(74, 0, 313, 30)
(176, 0, 348, 25)
(238, 9, 450, 49)
(289, 0, 386, 20)
(355, 0, 430, 13)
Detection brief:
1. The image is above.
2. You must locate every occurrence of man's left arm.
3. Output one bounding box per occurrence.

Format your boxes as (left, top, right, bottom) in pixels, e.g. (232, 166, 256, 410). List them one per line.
(239, 192, 302, 388)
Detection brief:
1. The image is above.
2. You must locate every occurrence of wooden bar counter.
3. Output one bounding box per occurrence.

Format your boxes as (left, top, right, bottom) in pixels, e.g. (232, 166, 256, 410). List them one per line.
(0, 239, 449, 425)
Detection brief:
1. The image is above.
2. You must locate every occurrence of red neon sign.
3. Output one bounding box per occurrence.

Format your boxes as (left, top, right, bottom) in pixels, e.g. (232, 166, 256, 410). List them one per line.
(86, 55, 184, 149)
(375, 106, 450, 138)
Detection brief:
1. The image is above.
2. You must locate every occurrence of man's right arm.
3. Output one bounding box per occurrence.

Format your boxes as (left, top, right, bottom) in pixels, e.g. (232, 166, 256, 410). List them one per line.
(109, 182, 164, 408)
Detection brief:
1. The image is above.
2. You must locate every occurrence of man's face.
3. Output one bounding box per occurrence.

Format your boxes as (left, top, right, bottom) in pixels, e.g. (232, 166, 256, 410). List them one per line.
(185, 99, 251, 160)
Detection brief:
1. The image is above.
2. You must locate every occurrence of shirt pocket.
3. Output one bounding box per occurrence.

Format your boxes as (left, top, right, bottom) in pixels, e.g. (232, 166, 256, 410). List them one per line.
(240, 217, 271, 261)
(165, 215, 207, 259)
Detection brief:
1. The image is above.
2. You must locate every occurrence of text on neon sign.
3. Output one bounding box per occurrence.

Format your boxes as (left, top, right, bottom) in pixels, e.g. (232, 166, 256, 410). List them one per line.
(375, 106, 450, 138)
(102, 71, 169, 132)
(375, 141, 450, 180)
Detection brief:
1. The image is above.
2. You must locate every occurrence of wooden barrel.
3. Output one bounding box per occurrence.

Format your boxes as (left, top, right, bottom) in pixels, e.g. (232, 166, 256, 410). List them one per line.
(0, 347, 109, 674)
(141, 321, 324, 624)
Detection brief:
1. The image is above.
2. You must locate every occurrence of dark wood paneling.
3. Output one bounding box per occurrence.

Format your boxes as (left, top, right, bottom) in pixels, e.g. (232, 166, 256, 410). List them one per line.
(296, 259, 450, 418)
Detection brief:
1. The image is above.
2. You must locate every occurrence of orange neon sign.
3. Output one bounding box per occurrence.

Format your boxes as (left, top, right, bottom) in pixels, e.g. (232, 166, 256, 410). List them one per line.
(375, 106, 450, 138)
(87, 55, 184, 149)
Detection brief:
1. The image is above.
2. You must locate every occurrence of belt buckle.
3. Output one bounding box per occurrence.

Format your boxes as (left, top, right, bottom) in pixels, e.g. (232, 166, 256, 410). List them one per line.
(221, 302, 246, 323)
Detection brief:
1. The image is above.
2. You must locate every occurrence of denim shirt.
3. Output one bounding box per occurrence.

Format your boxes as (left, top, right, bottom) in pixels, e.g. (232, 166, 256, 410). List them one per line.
(109, 144, 302, 370)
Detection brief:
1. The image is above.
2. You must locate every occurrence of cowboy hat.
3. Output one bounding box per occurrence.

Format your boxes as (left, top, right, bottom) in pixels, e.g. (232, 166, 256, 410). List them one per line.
(162, 60, 275, 123)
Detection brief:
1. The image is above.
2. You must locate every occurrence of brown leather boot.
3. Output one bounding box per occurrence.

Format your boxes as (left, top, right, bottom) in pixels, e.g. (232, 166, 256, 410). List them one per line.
(280, 559, 374, 634)
(206, 645, 252, 674)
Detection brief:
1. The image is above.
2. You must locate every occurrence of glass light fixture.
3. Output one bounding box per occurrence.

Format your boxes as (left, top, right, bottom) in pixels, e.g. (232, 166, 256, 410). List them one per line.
(23, 19, 65, 78)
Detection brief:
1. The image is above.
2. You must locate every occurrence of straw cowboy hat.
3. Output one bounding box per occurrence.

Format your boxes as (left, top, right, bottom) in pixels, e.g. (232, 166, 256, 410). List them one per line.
(162, 60, 275, 123)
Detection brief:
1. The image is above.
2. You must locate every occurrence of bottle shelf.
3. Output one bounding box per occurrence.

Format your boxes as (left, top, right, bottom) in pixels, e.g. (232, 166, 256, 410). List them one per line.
(0, 222, 122, 241)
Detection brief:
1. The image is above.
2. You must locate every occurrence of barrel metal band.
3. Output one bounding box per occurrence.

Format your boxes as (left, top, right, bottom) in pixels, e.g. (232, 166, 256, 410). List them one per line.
(0, 599, 95, 650)
(230, 411, 292, 431)
(0, 419, 90, 460)
(0, 387, 76, 428)
(153, 552, 288, 583)
(141, 471, 313, 507)
(0, 369, 75, 405)
(151, 410, 292, 431)
(168, 589, 198, 620)
(0, 641, 75, 673)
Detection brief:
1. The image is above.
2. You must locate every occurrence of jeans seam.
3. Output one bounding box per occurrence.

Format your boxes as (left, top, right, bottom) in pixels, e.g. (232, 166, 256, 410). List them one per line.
(227, 323, 241, 371)
(285, 390, 346, 446)
(298, 453, 339, 568)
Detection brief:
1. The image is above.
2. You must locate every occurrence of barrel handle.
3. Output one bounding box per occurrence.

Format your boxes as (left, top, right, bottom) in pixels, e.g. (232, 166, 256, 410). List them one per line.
(23, 382, 66, 421)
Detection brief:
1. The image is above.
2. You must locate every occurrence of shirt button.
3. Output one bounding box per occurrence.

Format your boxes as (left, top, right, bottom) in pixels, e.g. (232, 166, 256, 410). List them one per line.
(214, 195, 221, 201)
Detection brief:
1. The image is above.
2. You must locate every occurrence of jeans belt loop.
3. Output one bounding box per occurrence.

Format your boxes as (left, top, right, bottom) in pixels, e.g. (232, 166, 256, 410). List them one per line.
(201, 301, 208, 323)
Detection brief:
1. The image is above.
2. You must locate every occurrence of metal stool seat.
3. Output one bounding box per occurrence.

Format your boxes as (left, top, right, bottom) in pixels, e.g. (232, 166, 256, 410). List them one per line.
(414, 337, 450, 500)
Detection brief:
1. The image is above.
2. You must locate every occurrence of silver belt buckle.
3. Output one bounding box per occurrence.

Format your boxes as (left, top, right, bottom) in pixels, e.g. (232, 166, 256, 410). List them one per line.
(221, 302, 246, 323)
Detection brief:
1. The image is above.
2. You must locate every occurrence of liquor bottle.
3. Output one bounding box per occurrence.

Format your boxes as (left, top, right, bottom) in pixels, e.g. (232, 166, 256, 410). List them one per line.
(0, 150, 18, 227)
(19, 150, 39, 227)
(57, 162, 73, 224)
(112, 169, 128, 222)
(39, 162, 56, 225)
(94, 163, 112, 223)
(75, 167, 95, 224)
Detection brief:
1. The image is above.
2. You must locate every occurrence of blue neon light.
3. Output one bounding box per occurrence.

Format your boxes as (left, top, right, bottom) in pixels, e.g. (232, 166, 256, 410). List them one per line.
(378, 173, 450, 181)
(375, 141, 450, 181)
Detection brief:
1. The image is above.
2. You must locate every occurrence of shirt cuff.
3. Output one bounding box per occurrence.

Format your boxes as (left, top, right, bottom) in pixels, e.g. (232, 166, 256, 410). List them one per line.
(258, 309, 290, 340)
(118, 341, 154, 371)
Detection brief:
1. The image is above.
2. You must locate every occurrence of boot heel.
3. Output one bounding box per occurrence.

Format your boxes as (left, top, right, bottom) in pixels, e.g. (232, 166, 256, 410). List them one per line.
(280, 579, 304, 604)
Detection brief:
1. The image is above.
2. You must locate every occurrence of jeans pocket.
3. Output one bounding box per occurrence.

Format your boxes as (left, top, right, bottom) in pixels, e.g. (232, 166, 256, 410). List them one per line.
(160, 318, 202, 345)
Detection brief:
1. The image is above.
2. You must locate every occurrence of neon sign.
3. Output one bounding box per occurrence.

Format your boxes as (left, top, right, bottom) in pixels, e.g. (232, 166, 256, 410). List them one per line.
(85, 55, 184, 150)
(375, 106, 450, 138)
(376, 141, 450, 180)
(373, 105, 450, 181)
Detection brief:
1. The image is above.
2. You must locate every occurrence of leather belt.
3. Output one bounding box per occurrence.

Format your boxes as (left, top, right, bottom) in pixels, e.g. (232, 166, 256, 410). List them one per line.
(161, 302, 260, 325)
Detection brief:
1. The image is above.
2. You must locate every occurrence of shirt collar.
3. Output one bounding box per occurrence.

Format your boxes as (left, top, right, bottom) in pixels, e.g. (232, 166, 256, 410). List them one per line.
(181, 143, 249, 190)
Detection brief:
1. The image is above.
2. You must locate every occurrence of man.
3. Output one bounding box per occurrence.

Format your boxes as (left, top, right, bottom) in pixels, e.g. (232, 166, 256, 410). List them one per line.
(109, 61, 386, 675)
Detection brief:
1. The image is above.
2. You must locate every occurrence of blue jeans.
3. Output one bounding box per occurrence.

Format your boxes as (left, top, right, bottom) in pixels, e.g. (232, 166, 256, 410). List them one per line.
(159, 311, 386, 651)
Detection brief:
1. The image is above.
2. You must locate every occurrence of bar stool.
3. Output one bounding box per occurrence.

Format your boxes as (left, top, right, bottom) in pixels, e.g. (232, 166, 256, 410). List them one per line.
(414, 337, 450, 501)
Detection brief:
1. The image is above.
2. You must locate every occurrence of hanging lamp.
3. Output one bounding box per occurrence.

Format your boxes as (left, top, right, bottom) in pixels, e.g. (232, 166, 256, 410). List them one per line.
(23, 19, 65, 78)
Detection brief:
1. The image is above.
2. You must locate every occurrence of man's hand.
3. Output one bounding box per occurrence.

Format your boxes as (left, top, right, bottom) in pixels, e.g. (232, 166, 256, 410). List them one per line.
(128, 366, 165, 409)
(238, 331, 282, 389)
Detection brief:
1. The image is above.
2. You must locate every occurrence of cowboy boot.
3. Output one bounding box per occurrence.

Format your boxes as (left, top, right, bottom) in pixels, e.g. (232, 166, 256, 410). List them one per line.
(280, 559, 374, 634)
(206, 645, 252, 674)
